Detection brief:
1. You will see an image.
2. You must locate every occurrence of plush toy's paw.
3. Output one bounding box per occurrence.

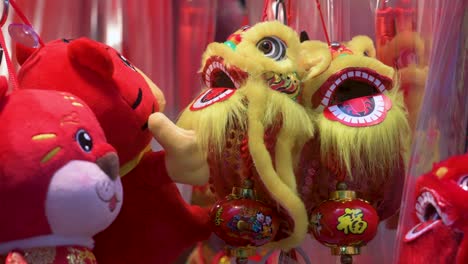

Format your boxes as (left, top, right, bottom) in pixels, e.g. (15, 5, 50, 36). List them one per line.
(149, 112, 209, 185)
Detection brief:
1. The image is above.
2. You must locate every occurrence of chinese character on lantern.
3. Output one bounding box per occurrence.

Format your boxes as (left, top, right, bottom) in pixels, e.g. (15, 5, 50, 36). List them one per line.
(337, 208, 368, 235)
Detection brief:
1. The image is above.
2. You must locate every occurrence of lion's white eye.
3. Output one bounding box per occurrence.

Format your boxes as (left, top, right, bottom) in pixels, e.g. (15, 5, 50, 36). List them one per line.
(257, 36, 286, 61)
(458, 175, 468, 191)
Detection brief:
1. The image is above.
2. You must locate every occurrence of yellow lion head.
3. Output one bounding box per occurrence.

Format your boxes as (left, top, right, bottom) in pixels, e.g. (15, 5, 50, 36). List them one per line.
(298, 35, 410, 220)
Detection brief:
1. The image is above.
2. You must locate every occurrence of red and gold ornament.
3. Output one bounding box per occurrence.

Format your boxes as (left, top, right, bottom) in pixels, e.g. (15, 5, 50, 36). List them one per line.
(310, 182, 379, 263)
(209, 180, 279, 263)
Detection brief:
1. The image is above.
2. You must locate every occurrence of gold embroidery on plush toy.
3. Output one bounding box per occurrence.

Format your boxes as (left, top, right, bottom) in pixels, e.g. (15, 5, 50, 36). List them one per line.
(23, 247, 56, 264)
(41, 146, 62, 163)
(32, 133, 57, 140)
(66, 247, 97, 264)
(119, 143, 152, 177)
(71, 102, 84, 107)
(61, 112, 80, 126)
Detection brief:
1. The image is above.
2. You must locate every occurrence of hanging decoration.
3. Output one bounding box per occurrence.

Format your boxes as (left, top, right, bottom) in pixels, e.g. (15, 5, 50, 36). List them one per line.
(309, 182, 379, 263)
(296, 1, 411, 263)
(261, 0, 291, 25)
(177, 17, 313, 263)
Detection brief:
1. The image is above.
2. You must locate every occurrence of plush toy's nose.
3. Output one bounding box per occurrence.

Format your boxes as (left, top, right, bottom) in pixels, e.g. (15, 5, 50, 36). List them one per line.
(96, 153, 120, 180)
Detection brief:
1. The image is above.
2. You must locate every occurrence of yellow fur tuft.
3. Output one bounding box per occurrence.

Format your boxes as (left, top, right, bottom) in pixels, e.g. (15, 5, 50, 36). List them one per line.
(243, 79, 309, 249)
(177, 91, 247, 155)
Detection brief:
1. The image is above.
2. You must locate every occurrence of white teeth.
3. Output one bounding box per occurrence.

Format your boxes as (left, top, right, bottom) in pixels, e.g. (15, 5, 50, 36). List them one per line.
(329, 84, 337, 91)
(416, 212, 424, 221)
(322, 98, 329, 105)
(348, 72, 354, 77)
(325, 90, 332, 98)
(335, 79, 342, 85)
(414, 191, 448, 224)
(378, 84, 386, 92)
(341, 74, 347, 81)
(374, 79, 381, 87)
(355, 71, 362, 77)
(205, 61, 238, 88)
(362, 72, 369, 79)
(368, 75, 375, 82)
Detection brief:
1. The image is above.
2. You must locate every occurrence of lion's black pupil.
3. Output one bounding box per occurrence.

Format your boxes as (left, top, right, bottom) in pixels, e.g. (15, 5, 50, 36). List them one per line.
(261, 41, 272, 53)
(77, 130, 93, 152)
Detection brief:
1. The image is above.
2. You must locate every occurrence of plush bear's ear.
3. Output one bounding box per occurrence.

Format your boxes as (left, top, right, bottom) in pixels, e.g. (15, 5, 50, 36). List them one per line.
(67, 38, 114, 80)
(16, 43, 38, 65)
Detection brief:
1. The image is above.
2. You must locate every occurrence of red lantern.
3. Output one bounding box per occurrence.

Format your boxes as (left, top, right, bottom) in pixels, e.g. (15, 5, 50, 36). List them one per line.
(309, 184, 379, 258)
(209, 180, 279, 262)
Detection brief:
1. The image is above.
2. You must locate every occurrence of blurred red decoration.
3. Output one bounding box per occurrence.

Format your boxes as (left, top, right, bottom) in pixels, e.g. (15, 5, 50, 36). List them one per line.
(310, 185, 379, 257)
(209, 180, 279, 261)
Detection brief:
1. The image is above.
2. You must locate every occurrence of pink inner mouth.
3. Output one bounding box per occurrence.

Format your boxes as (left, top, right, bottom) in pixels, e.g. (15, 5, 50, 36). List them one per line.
(313, 67, 393, 127)
(324, 94, 392, 127)
(108, 194, 118, 212)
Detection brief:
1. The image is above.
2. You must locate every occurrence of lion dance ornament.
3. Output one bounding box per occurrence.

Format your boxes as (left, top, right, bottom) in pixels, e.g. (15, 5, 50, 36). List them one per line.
(297, 35, 410, 261)
(400, 155, 468, 264)
(177, 21, 313, 263)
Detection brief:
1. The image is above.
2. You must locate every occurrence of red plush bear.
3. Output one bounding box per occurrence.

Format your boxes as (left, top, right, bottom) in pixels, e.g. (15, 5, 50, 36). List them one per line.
(400, 154, 468, 264)
(16, 38, 211, 263)
(0, 76, 122, 263)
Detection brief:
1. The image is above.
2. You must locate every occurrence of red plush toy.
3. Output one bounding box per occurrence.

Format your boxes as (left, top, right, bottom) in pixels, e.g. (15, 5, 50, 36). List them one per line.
(16, 38, 211, 263)
(400, 154, 468, 264)
(0, 76, 122, 263)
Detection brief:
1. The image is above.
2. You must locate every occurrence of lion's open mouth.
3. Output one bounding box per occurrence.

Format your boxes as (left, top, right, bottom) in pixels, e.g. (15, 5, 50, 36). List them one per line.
(191, 56, 249, 111)
(315, 67, 393, 127)
(202, 56, 248, 89)
(405, 191, 454, 242)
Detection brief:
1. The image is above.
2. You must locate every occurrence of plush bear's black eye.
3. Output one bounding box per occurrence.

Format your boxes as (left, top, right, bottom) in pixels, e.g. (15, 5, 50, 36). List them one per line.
(363, 51, 369, 57)
(76, 129, 93, 152)
(118, 53, 137, 72)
